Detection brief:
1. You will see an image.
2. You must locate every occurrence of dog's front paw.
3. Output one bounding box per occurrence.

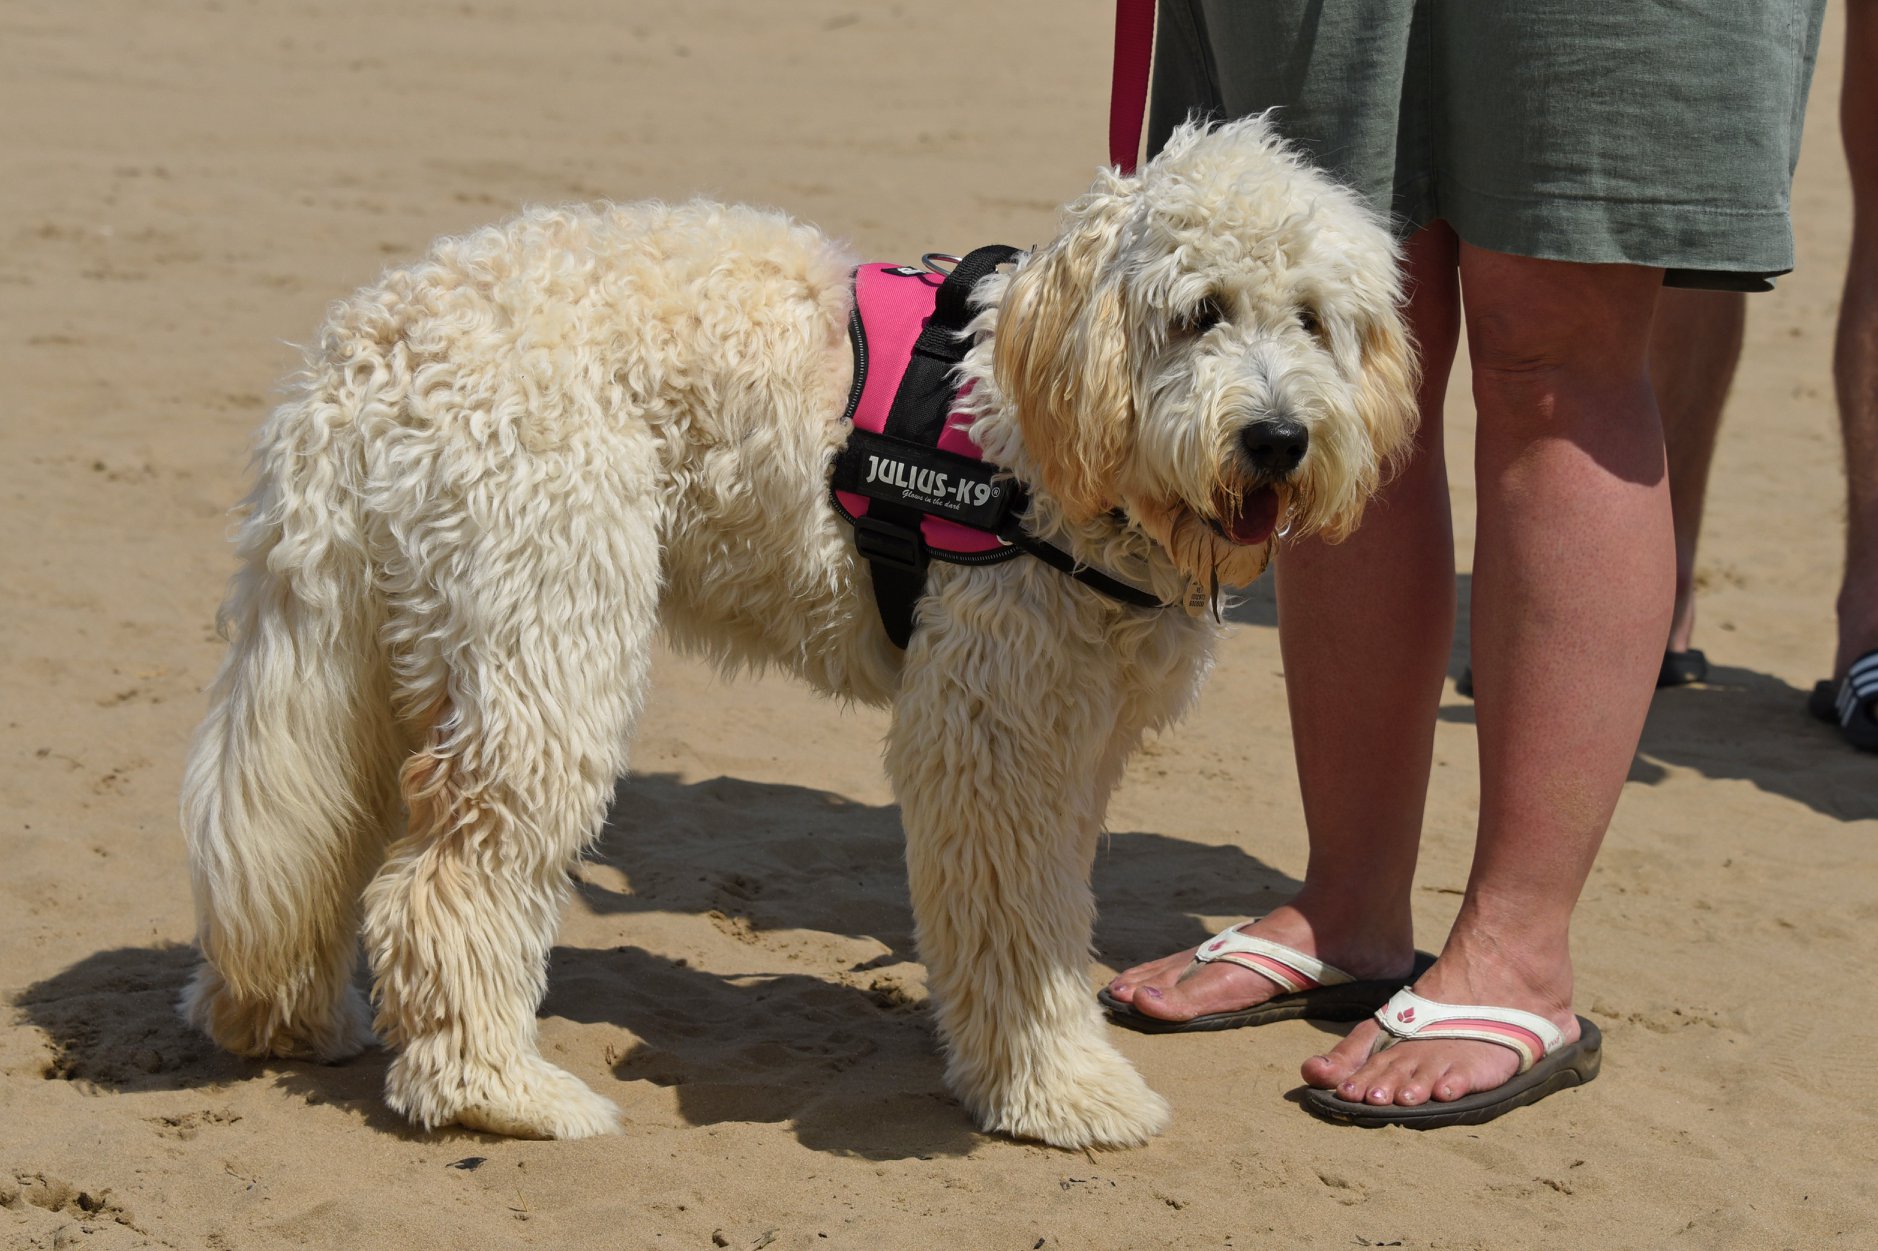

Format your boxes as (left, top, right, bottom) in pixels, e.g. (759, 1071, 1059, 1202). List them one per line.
(960, 1044, 1171, 1150)
(386, 1048, 623, 1140)
(453, 1061, 624, 1140)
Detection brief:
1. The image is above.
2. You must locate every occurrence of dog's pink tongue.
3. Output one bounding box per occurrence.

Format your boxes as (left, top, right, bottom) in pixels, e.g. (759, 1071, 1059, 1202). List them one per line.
(1222, 487, 1281, 546)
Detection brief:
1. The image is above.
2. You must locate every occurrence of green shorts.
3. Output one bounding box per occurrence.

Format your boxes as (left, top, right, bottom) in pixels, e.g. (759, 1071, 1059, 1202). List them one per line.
(1147, 0, 1827, 291)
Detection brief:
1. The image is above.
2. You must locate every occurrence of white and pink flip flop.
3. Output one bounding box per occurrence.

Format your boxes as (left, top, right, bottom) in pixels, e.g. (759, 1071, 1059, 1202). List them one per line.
(1301, 987, 1603, 1129)
(1098, 922, 1434, 1034)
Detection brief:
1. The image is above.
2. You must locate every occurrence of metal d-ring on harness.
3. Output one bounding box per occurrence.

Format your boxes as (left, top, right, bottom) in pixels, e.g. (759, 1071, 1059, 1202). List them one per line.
(828, 245, 1164, 649)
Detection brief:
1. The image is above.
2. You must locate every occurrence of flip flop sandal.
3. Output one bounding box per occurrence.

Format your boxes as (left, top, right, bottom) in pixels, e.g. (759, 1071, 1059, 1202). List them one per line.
(1300, 987, 1603, 1129)
(1098, 923, 1435, 1034)
(1806, 649, 1878, 753)
(1807, 678, 1839, 722)
(1455, 649, 1707, 699)
(1656, 648, 1708, 687)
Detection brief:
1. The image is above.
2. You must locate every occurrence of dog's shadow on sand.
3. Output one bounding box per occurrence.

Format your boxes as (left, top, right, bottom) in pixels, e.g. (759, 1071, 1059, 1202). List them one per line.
(573, 772, 1293, 966)
(10, 943, 419, 1138)
(13, 943, 244, 1092)
(548, 771, 1300, 1157)
(14, 773, 1296, 1161)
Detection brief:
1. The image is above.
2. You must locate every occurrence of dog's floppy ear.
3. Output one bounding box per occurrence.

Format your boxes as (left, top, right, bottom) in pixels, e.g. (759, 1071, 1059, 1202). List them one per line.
(993, 172, 1140, 523)
(1353, 303, 1419, 485)
(1321, 290, 1420, 540)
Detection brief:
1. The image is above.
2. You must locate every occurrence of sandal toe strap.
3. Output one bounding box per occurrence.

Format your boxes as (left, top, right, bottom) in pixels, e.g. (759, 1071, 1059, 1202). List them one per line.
(1184, 922, 1356, 993)
(1370, 988, 1566, 1075)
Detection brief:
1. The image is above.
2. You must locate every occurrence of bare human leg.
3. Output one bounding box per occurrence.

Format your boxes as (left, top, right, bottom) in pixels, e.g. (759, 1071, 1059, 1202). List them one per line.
(1303, 247, 1670, 1108)
(1833, 0, 1878, 679)
(1104, 221, 1463, 1022)
(1650, 288, 1745, 655)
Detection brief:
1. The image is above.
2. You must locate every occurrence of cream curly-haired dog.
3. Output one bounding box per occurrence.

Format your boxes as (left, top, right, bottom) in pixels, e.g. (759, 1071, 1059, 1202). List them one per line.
(180, 117, 1416, 1149)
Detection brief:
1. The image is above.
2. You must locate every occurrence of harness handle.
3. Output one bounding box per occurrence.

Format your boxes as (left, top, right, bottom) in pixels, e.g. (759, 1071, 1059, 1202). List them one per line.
(889, 244, 1020, 449)
(931, 244, 1022, 335)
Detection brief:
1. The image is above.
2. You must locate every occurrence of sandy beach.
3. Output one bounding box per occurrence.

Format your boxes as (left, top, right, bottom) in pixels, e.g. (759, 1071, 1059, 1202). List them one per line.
(3, 2, 1874, 1247)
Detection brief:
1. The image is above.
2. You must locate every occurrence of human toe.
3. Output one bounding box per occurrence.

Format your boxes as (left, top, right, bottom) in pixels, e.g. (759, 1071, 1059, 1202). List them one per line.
(1338, 1051, 1425, 1106)
(1128, 961, 1277, 1022)
(1105, 951, 1194, 1006)
(1127, 978, 1213, 1022)
(1353, 1041, 1520, 1107)
(1429, 1069, 1470, 1102)
(1364, 1050, 1448, 1107)
(1301, 1020, 1380, 1089)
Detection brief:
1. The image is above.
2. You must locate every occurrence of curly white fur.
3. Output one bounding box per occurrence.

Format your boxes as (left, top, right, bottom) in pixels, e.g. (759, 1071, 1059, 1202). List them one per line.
(180, 117, 1416, 1148)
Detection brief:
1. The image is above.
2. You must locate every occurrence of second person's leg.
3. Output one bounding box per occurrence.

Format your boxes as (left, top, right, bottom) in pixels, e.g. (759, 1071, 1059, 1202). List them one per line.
(1651, 288, 1745, 656)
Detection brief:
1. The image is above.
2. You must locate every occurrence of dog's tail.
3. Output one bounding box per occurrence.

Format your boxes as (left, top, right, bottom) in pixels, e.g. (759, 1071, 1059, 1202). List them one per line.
(180, 365, 398, 1060)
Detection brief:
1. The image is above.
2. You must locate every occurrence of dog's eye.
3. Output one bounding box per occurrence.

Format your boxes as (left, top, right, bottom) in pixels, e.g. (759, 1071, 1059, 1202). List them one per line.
(1297, 306, 1322, 338)
(1178, 296, 1227, 337)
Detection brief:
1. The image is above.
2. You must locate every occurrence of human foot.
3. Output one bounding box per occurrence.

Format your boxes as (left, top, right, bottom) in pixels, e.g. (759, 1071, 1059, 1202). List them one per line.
(1300, 992, 1601, 1128)
(1101, 906, 1418, 1028)
(1299, 942, 1588, 1121)
(1808, 648, 1878, 751)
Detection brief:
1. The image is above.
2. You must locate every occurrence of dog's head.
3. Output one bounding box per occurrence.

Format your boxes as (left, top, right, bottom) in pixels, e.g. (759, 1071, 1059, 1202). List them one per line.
(989, 115, 1419, 590)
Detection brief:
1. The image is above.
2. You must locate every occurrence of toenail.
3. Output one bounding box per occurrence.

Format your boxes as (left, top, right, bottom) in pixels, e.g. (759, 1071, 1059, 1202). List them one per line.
(1140, 986, 1163, 1000)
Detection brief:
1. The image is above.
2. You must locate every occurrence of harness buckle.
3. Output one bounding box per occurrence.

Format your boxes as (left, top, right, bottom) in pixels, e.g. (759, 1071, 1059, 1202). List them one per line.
(852, 514, 929, 574)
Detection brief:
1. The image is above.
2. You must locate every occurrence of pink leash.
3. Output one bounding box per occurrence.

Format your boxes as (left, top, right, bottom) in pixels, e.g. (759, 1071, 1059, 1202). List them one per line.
(1107, 0, 1157, 173)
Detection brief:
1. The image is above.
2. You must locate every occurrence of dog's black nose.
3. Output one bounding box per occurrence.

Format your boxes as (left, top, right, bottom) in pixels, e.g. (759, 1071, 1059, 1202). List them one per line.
(1240, 418, 1309, 478)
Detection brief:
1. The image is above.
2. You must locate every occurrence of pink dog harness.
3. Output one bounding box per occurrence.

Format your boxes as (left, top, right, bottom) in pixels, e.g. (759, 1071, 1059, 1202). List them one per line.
(831, 255, 1025, 563)
(828, 247, 1161, 647)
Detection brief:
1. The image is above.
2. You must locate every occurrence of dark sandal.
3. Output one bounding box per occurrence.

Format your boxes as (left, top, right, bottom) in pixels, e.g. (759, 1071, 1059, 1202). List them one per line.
(1808, 649, 1878, 752)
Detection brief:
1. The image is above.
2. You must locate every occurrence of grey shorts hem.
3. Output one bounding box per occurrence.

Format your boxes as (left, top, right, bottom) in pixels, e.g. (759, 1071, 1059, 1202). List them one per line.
(1423, 182, 1798, 293)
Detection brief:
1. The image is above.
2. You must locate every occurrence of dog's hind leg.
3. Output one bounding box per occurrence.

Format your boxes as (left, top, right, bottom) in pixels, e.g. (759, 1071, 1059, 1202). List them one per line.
(360, 461, 659, 1140)
(181, 395, 398, 1064)
(886, 571, 1171, 1149)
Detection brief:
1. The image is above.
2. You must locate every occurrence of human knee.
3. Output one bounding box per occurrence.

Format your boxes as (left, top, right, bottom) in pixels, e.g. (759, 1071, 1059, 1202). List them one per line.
(1468, 301, 1662, 436)
(1468, 297, 1639, 384)
(1462, 252, 1659, 399)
